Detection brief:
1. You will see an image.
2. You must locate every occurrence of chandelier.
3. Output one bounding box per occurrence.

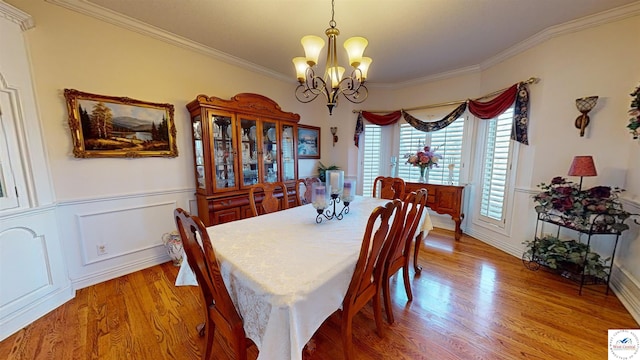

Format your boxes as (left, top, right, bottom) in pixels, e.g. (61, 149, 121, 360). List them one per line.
(292, 0, 370, 115)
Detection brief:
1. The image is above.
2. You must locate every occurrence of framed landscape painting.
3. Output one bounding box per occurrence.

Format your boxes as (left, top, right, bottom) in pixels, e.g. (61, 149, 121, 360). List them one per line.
(64, 89, 178, 158)
(297, 124, 320, 159)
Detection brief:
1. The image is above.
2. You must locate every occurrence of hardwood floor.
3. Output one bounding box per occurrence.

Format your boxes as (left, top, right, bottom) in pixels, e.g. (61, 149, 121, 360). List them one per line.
(1, 228, 637, 359)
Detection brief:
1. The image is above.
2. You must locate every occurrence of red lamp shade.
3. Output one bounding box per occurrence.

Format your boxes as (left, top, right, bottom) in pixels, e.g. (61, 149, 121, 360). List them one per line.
(568, 156, 597, 177)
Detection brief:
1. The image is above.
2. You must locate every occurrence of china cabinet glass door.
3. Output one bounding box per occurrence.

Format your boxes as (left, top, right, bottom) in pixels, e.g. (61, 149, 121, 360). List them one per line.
(262, 120, 278, 183)
(239, 116, 259, 187)
(211, 114, 237, 190)
(192, 115, 206, 190)
(281, 124, 296, 181)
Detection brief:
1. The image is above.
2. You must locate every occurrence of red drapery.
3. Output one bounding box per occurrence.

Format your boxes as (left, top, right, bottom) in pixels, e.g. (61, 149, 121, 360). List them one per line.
(361, 110, 403, 125)
(467, 84, 518, 119)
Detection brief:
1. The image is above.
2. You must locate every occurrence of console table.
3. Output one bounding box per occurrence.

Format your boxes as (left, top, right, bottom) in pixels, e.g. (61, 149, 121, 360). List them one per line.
(405, 182, 465, 241)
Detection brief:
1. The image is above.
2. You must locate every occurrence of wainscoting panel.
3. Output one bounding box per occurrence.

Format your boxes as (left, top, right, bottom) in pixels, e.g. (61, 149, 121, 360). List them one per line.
(0, 207, 73, 341)
(56, 188, 195, 290)
(77, 201, 178, 265)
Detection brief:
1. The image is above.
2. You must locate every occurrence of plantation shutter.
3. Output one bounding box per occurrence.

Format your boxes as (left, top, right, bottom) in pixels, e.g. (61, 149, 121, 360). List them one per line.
(362, 124, 382, 197)
(479, 108, 514, 221)
(397, 118, 465, 185)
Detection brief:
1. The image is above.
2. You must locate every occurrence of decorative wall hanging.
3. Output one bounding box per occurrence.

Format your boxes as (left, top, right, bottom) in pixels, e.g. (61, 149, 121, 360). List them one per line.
(297, 124, 321, 159)
(628, 84, 640, 139)
(64, 89, 177, 158)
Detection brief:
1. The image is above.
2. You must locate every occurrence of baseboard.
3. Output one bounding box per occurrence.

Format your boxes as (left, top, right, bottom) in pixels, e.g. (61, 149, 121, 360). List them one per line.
(0, 284, 74, 341)
(610, 266, 640, 325)
(71, 253, 171, 290)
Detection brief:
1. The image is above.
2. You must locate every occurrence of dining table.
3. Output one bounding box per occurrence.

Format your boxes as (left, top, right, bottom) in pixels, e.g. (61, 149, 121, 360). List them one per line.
(175, 195, 433, 360)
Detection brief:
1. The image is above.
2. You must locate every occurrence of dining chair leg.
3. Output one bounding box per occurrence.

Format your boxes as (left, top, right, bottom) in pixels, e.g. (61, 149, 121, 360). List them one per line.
(373, 289, 385, 337)
(413, 232, 424, 273)
(382, 272, 395, 325)
(341, 312, 355, 360)
(203, 322, 215, 360)
(402, 259, 413, 302)
(234, 338, 248, 360)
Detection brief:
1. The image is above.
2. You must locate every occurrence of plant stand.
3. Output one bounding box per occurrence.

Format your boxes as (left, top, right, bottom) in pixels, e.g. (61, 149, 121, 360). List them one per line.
(522, 211, 622, 295)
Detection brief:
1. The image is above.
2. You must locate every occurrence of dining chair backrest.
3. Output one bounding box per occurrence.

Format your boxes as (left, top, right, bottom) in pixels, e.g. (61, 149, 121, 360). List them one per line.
(381, 189, 428, 324)
(249, 182, 289, 217)
(174, 208, 250, 360)
(340, 199, 404, 360)
(373, 176, 406, 200)
(295, 177, 321, 206)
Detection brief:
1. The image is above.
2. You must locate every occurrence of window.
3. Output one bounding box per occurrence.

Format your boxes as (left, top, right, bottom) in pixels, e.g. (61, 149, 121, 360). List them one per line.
(478, 107, 515, 224)
(397, 118, 465, 185)
(360, 124, 382, 197)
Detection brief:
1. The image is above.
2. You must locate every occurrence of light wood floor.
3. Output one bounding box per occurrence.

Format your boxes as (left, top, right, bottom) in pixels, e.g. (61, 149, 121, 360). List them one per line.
(1, 228, 637, 359)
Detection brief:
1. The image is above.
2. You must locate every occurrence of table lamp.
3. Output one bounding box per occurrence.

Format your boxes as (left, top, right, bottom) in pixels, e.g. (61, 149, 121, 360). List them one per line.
(567, 155, 597, 190)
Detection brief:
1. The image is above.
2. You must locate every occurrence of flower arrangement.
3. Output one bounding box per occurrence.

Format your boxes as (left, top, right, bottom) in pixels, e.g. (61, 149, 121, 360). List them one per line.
(405, 145, 442, 181)
(405, 145, 442, 170)
(628, 84, 640, 139)
(533, 176, 630, 232)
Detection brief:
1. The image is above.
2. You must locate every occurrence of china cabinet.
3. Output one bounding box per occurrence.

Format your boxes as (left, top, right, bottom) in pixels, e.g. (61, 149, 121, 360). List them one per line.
(186, 93, 300, 226)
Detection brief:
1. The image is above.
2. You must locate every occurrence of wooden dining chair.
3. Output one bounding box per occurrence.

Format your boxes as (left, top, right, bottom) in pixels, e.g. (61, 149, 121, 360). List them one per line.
(373, 176, 406, 200)
(381, 189, 428, 324)
(174, 208, 254, 360)
(295, 177, 321, 206)
(249, 182, 289, 216)
(340, 199, 404, 360)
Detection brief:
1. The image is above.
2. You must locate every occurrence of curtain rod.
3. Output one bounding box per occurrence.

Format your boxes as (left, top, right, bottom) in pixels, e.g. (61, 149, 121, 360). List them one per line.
(352, 77, 540, 114)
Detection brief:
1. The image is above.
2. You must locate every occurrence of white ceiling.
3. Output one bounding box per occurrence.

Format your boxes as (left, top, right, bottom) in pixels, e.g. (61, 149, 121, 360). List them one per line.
(60, 0, 639, 85)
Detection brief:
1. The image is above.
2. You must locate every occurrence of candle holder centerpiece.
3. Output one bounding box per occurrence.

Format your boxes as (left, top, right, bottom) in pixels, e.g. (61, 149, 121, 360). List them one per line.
(311, 170, 355, 223)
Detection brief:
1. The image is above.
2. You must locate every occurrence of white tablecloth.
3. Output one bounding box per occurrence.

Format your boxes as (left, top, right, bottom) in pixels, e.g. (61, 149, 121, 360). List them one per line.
(176, 196, 432, 360)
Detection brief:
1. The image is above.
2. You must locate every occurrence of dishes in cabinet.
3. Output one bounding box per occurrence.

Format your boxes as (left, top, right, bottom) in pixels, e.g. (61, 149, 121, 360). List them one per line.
(249, 126, 256, 141)
(193, 122, 202, 139)
(267, 128, 276, 142)
(282, 127, 293, 140)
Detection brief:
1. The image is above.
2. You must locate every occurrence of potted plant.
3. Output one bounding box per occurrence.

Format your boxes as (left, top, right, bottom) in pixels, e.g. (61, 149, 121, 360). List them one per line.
(317, 162, 339, 182)
(532, 177, 630, 233)
(523, 235, 609, 280)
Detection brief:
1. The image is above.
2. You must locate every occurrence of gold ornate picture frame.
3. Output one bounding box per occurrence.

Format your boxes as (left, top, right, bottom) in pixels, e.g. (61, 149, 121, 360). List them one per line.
(64, 89, 178, 158)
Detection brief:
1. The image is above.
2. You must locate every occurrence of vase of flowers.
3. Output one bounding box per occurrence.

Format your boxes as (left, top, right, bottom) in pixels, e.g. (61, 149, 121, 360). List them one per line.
(405, 145, 442, 183)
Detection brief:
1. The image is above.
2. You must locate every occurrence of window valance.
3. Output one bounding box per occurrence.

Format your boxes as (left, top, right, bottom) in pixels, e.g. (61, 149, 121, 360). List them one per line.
(354, 81, 531, 146)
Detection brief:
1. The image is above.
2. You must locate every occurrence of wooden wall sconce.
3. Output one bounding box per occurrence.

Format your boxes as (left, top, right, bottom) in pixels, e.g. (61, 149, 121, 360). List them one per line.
(575, 96, 598, 137)
(331, 127, 338, 146)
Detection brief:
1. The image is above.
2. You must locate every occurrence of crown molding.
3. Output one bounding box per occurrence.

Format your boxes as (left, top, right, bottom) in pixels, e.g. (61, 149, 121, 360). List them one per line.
(45, 0, 291, 83)
(481, 1, 640, 71)
(0, 1, 34, 30)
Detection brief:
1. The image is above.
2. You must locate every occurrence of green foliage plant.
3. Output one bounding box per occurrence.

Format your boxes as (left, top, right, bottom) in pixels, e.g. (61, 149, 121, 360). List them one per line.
(523, 235, 610, 280)
(317, 161, 339, 182)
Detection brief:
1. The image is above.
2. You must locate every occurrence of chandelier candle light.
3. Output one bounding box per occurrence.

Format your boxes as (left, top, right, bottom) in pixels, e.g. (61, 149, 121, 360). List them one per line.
(293, 0, 370, 115)
(312, 170, 354, 223)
